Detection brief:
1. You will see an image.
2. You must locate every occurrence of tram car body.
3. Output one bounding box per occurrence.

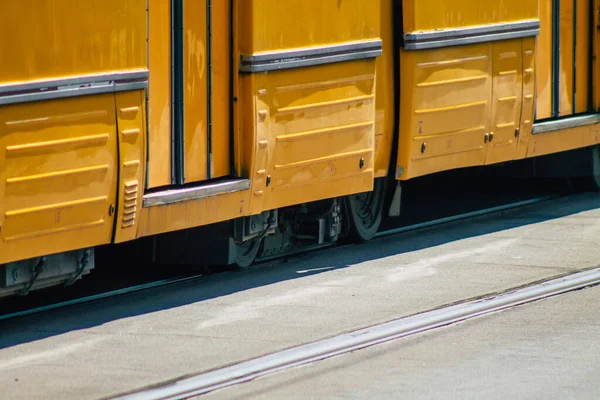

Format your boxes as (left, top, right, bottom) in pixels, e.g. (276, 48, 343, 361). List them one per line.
(1, 0, 599, 297)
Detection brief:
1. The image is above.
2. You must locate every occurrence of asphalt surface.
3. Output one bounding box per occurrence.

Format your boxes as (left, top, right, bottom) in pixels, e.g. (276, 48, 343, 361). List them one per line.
(1, 192, 599, 399)
(203, 284, 600, 399)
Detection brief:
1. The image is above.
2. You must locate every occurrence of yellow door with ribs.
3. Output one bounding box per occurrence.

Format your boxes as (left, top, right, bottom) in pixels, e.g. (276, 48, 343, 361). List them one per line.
(484, 40, 523, 165)
(147, 0, 231, 187)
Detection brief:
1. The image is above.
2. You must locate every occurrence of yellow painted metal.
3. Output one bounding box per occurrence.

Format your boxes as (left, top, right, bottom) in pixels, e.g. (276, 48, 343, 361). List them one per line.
(524, 0, 600, 159)
(559, 0, 575, 116)
(396, 37, 536, 178)
(137, 189, 251, 238)
(212, 1, 232, 178)
(576, 0, 591, 114)
(485, 40, 523, 165)
(148, 0, 172, 188)
(237, 0, 380, 215)
(396, 44, 491, 180)
(536, 0, 553, 120)
(183, 0, 209, 182)
(247, 61, 376, 214)
(374, 0, 395, 178)
(238, 0, 379, 53)
(402, 0, 537, 32)
(0, 0, 146, 85)
(595, 0, 600, 111)
(232, 0, 245, 179)
(528, 124, 600, 157)
(516, 38, 536, 159)
(395, 0, 569, 179)
(181, 1, 231, 182)
(113, 91, 146, 243)
(0, 95, 118, 264)
(535, 0, 591, 119)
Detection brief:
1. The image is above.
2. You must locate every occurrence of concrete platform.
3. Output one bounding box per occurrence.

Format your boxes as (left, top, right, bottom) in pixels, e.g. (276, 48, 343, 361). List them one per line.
(206, 284, 600, 399)
(1, 193, 600, 399)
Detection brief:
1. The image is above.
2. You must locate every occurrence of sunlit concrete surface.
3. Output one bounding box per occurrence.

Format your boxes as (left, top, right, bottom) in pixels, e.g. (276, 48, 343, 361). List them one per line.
(1, 193, 600, 399)
(203, 284, 600, 400)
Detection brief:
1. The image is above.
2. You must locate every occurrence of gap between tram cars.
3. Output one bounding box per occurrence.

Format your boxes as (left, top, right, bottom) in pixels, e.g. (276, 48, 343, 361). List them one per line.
(0, 0, 600, 301)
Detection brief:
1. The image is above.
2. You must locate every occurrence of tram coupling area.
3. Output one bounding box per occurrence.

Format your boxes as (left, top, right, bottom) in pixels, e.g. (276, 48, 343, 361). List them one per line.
(2, 192, 600, 399)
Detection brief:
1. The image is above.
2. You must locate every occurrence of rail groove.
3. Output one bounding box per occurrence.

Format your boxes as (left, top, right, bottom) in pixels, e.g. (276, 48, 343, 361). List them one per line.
(115, 267, 600, 399)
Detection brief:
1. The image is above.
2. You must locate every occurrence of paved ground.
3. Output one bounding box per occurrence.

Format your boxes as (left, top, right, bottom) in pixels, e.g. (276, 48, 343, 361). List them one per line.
(203, 285, 600, 400)
(1, 193, 600, 399)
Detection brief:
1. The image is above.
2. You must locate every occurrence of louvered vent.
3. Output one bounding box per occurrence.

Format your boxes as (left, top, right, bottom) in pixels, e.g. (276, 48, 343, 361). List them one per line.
(122, 180, 138, 228)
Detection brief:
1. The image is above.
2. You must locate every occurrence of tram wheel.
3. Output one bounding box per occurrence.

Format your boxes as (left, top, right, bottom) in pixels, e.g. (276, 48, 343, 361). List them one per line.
(234, 237, 262, 268)
(344, 178, 387, 242)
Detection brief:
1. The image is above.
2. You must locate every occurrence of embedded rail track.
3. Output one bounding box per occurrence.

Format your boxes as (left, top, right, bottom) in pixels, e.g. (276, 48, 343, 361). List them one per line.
(113, 266, 600, 399)
(0, 194, 561, 322)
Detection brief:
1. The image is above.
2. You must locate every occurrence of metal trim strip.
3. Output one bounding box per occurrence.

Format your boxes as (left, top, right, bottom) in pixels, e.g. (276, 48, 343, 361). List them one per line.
(532, 114, 600, 134)
(206, 0, 214, 179)
(552, 0, 560, 117)
(240, 40, 383, 73)
(172, 0, 185, 185)
(142, 179, 251, 207)
(0, 71, 149, 106)
(403, 20, 541, 50)
(573, 0, 577, 112)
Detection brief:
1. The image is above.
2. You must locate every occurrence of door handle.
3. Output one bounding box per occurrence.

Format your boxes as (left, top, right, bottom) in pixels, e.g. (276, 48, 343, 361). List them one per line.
(484, 133, 490, 143)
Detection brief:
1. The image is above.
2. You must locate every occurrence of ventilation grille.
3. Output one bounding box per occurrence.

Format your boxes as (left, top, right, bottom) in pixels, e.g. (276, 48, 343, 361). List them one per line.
(122, 180, 138, 228)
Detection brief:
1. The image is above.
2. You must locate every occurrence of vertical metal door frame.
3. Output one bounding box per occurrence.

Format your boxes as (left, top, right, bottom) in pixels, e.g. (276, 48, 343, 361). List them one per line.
(171, 0, 185, 184)
(171, 0, 214, 184)
(207, 0, 214, 180)
(588, 0, 595, 112)
(573, 0, 578, 112)
(228, 0, 236, 175)
(552, 0, 561, 118)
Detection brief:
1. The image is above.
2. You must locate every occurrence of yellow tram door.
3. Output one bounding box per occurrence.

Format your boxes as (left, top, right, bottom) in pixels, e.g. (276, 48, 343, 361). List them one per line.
(484, 40, 525, 165)
(536, 0, 593, 121)
(148, 0, 231, 188)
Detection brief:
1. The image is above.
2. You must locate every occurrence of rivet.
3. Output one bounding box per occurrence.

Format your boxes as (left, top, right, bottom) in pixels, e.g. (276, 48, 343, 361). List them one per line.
(258, 110, 267, 122)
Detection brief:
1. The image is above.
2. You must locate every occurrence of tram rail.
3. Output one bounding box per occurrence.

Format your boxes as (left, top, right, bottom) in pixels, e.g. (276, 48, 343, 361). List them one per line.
(113, 266, 600, 399)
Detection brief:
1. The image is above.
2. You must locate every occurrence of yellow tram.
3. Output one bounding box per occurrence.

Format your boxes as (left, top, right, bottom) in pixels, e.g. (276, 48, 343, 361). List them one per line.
(0, 0, 598, 297)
